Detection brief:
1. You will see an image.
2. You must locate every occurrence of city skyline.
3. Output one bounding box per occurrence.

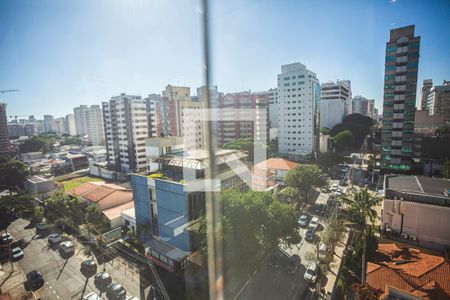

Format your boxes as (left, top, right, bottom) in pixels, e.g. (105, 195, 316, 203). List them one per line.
(1, 0, 449, 118)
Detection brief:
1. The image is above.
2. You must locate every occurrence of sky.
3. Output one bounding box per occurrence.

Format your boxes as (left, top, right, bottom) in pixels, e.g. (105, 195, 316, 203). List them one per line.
(0, 0, 449, 119)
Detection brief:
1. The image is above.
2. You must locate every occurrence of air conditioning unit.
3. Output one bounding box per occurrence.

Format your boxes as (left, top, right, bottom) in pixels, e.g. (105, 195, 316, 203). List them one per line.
(409, 235, 417, 241)
(401, 233, 408, 239)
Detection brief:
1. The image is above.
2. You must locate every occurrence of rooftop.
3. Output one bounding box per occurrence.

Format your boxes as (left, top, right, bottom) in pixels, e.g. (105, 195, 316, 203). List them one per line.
(254, 158, 297, 171)
(26, 175, 54, 183)
(67, 182, 133, 210)
(386, 175, 450, 197)
(102, 201, 134, 221)
(367, 243, 450, 299)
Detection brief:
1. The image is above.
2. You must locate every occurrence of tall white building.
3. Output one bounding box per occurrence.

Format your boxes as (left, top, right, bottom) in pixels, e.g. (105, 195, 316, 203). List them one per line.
(352, 95, 375, 119)
(65, 114, 77, 136)
(102, 94, 148, 173)
(320, 80, 352, 129)
(73, 105, 105, 145)
(277, 63, 320, 155)
(53, 117, 66, 135)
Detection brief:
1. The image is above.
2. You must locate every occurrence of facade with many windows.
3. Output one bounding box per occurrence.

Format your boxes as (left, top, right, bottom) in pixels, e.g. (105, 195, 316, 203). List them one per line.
(277, 62, 320, 155)
(381, 25, 420, 172)
(102, 94, 148, 173)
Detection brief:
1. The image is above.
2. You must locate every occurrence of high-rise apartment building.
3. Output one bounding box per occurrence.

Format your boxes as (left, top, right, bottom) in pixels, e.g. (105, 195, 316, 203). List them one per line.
(73, 105, 105, 145)
(255, 89, 278, 128)
(419, 79, 433, 111)
(427, 80, 450, 121)
(381, 25, 420, 172)
(102, 94, 148, 173)
(277, 63, 320, 155)
(352, 95, 376, 119)
(216, 91, 269, 145)
(53, 117, 66, 135)
(65, 114, 77, 136)
(320, 80, 352, 129)
(0, 103, 10, 153)
(160, 85, 203, 149)
(145, 94, 160, 138)
(43, 115, 54, 133)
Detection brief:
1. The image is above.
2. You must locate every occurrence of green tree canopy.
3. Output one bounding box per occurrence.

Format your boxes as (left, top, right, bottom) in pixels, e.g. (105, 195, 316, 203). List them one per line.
(19, 136, 50, 153)
(199, 190, 300, 275)
(320, 127, 331, 135)
(317, 152, 344, 171)
(329, 114, 373, 148)
(0, 160, 30, 189)
(285, 164, 327, 204)
(333, 130, 355, 152)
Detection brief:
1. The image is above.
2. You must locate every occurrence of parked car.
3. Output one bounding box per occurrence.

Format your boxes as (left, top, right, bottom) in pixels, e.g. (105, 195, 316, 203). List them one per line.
(106, 283, 127, 300)
(26, 270, 44, 290)
(59, 241, 74, 255)
(82, 292, 103, 300)
(304, 262, 319, 284)
(94, 272, 112, 293)
(285, 254, 300, 275)
(0, 233, 13, 244)
(81, 259, 98, 278)
(298, 214, 309, 227)
(36, 223, 50, 234)
(305, 229, 315, 242)
(47, 233, 62, 247)
(12, 247, 24, 260)
(309, 217, 320, 230)
(319, 243, 327, 258)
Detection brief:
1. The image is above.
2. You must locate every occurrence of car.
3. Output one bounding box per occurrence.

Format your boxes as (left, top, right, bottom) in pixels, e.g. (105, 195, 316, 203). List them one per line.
(26, 270, 44, 290)
(305, 229, 315, 242)
(298, 214, 309, 227)
(47, 233, 62, 247)
(309, 217, 320, 230)
(12, 247, 24, 260)
(321, 188, 328, 193)
(106, 283, 127, 300)
(304, 262, 319, 284)
(83, 292, 103, 300)
(267, 249, 286, 270)
(0, 233, 13, 244)
(94, 272, 112, 292)
(81, 259, 98, 278)
(319, 243, 327, 258)
(285, 254, 300, 275)
(59, 240, 74, 255)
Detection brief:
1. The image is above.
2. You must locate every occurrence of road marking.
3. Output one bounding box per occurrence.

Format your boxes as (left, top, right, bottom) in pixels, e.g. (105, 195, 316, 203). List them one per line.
(288, 284, 295, 296)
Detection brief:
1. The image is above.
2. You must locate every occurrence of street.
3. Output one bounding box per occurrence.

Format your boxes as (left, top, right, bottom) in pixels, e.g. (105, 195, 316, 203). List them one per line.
(236, 182, 345, 300)
(6, 218, 144, 299)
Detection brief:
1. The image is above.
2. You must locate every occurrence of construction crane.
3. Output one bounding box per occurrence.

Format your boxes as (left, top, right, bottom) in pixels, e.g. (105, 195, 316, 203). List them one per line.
(0, 89, 19, 94)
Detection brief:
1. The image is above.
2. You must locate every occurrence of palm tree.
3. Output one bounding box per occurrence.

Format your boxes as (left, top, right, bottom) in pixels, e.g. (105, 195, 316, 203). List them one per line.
(340, 187, 381, 284)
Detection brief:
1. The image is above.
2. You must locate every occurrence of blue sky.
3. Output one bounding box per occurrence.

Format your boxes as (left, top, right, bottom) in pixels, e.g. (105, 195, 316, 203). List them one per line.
(0, 0, 449, 118)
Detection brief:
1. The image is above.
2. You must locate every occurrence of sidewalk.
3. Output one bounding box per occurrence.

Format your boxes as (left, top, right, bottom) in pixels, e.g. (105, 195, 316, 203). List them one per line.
(322, 231, 349, 299)
(0, 261, 36, 299)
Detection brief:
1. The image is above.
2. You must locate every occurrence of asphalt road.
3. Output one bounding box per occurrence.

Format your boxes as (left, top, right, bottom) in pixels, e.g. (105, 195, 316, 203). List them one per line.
(8, 218, 98, 299)
(7, 218, 146, 300)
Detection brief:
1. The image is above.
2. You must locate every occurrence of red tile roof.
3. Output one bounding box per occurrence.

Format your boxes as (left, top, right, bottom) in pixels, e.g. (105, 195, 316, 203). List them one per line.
(67, 182, 132, 210)
(254, 158, 297, 171)
(367, 243, 450, 299)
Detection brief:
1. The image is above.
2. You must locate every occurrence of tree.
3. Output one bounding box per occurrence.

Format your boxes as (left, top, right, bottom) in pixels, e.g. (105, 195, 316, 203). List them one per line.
(278, 186, 298, 203)
(352, 283, 381, 300)
(320, 127, 330, 135)
(316, 152, 344, 171)
(0, 160, 30, 189)
(329, 114, 373, 148)
(32, 206, 44, 222)
(341, 188, 381, 284)
(285, 164, 327, 206)
(200, 190, 300, 276)
(333, 130, 355, 152)
(19, 136, 50, 153)
(222, 138, 271, 162)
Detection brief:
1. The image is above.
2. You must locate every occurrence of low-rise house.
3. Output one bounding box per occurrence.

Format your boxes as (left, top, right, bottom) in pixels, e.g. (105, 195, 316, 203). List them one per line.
(382, 175, 450, 250)
(121, 207, 136, 233)
(67, 181, 133, 229)
(366, 243, 450, 299)
(24, 175, 64, 199)
(20, 151, 43, 162)
(253, 158, 297, 187)
(65, 153, 88, 171)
